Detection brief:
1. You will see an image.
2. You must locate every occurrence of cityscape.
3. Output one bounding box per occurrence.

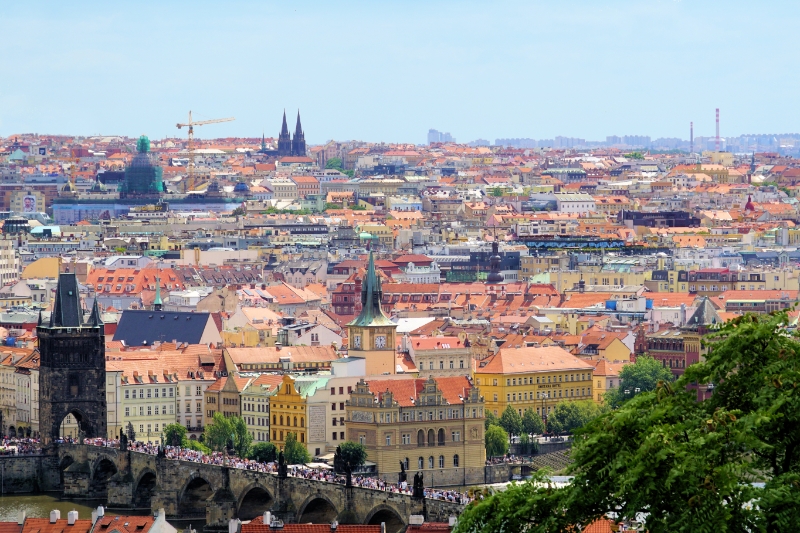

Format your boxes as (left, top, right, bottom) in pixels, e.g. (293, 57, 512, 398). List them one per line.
(2, 1, 800, 533)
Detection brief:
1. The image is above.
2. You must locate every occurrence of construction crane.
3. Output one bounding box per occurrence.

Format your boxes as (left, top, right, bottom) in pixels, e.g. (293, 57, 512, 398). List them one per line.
(176, 111, 235, 189)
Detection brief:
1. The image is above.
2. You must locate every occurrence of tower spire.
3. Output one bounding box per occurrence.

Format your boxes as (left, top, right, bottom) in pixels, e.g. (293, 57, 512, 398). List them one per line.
(88, 297, 103, 327)
(154, 273, 163, 311)
(281, 109, 289, 136)
(295, 110, 303, 136)
(348, 252, 393, 327)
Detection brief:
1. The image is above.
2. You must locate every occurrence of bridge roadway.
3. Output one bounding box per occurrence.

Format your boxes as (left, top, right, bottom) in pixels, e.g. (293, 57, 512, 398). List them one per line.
(56, 444, 464, 533)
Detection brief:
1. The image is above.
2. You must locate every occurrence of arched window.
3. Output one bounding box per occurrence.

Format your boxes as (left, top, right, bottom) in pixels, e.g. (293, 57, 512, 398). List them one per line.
(279, 415, 283, 425)
(293, 416, 298, 427)
(273, 414, 276, 425)
(438, 455, 444, 468)
(428, 429, 435, 446)
(417, 430, 425, 446)
(453, 454, 459, 467)
(404, 458, 409, 470)
(428, 456, 434, 469)
(438, 428, 445, 445)
(418, 457, 424, 469)
(300, 417, 304, 426)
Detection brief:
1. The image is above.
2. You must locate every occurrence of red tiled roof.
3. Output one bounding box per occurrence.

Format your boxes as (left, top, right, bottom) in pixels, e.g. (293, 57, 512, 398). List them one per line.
(365, 376, 474, 407)
(21, 518, 93, 533)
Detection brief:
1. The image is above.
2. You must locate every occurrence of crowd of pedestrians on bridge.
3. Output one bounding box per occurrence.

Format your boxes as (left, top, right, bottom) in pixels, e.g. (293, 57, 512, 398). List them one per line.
(73, 438, 472, 504)
(0, 438, 40, 455)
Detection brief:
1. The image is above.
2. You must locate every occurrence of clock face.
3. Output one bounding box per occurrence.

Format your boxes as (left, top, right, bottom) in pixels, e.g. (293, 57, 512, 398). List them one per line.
(374, 335, 387, 349)
(353, 335, 361, 349)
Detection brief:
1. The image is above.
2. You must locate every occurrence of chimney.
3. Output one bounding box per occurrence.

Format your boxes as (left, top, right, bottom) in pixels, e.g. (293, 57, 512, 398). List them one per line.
(680, 303, 687, 326)
(50, 510, 61, 524)
(97, 506, 104, 519)
(330, 520, 338, 531)
(228, 519, 241, 533)
(91, 511, 97, 525)
(17, 511, 25, 526)
(449, 517, 457, 527)
(380, 523, 386, 533)
(263, 512, 271, 525)
(68, 511, 78, 525)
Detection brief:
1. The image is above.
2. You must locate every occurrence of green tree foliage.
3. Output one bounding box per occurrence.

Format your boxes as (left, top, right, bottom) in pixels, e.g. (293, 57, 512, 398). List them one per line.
(485, 425, 509, 458)
(126, 422, 136, 442)
(231, 206, 246, 217)
(162, 423, 187, 447)
(546, 400, 603, 435)
(626, 151, 645, 160)
(491, 187, 503, 197)
(484, 410, 499, 431)
(283, 432, 311, 465)
(325, 157, 344, 171)
(203, 413, 251, 456)
(604, 355, 674, 408)
(522, 407, 545, 436)
(499, 405, 523, 437)
(454, 311, 800, 533)
(249, 442, 278, 463)
(184, 439, 211, 454)
(337, 441, 368, 468)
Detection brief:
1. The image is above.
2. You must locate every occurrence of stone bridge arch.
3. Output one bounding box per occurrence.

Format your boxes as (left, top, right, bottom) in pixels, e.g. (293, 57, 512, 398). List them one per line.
(364, 505, 406, 533)
(296, 493, 339, 524)
(178, 473, 216, 518)
(89, 455, 118, 499)
(236, 483, 275, 521)
(133, 468, 158, 509)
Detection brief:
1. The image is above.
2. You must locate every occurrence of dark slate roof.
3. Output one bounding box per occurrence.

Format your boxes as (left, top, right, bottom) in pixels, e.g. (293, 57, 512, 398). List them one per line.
(49, 273, 82, 328)
(113, 310, 212, 346)
(685, 297, 720, 329)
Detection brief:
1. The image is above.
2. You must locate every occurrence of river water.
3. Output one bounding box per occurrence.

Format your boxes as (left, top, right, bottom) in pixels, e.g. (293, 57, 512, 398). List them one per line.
(0, 495, 204, 532)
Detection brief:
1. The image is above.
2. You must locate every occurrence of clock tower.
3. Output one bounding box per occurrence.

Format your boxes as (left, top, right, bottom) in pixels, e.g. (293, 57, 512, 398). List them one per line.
(347, 252, 397, 375)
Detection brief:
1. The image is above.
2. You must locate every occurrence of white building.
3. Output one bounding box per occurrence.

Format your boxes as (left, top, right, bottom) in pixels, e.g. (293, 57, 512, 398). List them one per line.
(395, 262, 441, 284)
(555, 193, 596, 215)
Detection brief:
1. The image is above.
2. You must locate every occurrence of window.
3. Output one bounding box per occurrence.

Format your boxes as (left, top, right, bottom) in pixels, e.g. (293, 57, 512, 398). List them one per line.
(196, 386, 201, 396)
(331, 403, 336, 411)
(169, 388, 174, 397)
(439, 455, 444, 468)
(507, 394, 510, 402)
(340, 432, 344, 440)
(402, 433, 410, 445)
(359, 435, 366, 445)
(459, 360, 464, 369)
(428, 456, 434, 469)
(494, 394, 498, 402)
(125, 407, 129, 417)
(124, 390, 129, 399)
(331, 387, 335, 395)
(418, 457, 424, 469)
(139, 390, 144, 399)
(139, 425, 143, 433)
(493, 379, 498, 386)
(139, 407, 144, 416)
(147, 406, 152, 415)
(452, 431, 460, 442)
(386, 434, 392, 445)
(453, 454, 459, 467)
(154, 388, 159, 398)
(332, 432, 338, 440)
(147, 389, 151, 398)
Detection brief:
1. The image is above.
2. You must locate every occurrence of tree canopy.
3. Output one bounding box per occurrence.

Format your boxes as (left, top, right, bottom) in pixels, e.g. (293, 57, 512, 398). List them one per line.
(454, 312, 800, 533)
(162, 423, 187, 447)
(485, 425, 509, 458)
(249, 442, 278, 463)
(325, 157, 344, 170)
(336, 441, 367, 471)
(484, 410, 499, 431)
(604, 354, 674, 408)
(203, 413, 252, 457)
(545, 399, 604, 435)
(522, 407, 545, 435)
(499, 405, 523, 437)
(284, 432, 311, 465)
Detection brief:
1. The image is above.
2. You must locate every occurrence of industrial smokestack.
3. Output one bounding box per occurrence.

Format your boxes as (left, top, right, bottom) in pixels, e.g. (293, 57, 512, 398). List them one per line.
(715, 108, 720, 152)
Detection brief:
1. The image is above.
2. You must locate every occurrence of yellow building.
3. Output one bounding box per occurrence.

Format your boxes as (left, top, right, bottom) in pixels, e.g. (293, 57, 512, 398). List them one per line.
(474, 345, 595, 419)
(22, 257, 61, 280)
(357, 224, 394, 248)
(347, 253, 398, 375)
(269, 374, 308, 449)
(346, 376, 486, 486)
(591, 359, 627, 403)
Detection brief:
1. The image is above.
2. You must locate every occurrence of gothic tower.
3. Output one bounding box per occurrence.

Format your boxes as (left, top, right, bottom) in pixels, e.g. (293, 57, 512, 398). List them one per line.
(38, 273, 106, 444)
(347, 252, 398, 375)
(292, 110, 306, 156)
(277, 110, 292, 156)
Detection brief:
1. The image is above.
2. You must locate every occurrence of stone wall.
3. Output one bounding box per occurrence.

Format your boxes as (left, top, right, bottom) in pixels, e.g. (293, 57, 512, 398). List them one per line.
(0, 455, 60, 493)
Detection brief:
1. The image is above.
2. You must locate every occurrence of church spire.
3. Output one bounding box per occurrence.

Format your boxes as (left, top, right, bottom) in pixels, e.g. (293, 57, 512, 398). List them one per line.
(281, 110, 289, 136)
(295, 110, 303, 136)
(348, 252, 394, 327)
(153, 273, 163, 311)
(88, 297, 103, 327)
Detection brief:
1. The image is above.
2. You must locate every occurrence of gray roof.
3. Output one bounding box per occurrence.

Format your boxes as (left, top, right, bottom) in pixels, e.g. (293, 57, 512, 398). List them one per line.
(113, 310, 213, 346)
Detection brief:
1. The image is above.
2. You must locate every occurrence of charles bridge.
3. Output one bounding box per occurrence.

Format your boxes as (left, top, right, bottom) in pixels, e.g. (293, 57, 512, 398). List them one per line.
(7, 444, 464, 533)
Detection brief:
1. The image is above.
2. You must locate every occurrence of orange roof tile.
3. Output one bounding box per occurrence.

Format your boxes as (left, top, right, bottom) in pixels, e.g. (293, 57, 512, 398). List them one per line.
(476, 346, 594, 375)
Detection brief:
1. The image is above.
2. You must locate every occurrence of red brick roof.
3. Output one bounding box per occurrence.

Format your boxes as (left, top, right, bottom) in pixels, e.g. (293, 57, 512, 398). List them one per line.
(365, 376, 474, 407)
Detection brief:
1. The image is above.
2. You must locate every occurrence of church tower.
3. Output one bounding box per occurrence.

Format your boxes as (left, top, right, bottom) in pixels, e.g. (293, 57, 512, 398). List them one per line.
(292, 110, 306, 156)
(277, 110, 292, 156)
(38, 273, 106, 445)
(347, 252, 398, 375)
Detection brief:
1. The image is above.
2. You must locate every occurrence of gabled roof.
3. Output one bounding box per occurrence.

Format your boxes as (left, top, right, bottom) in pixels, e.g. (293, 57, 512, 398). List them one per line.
(113, 310, 213, 346)
(685, 297, 721, 329)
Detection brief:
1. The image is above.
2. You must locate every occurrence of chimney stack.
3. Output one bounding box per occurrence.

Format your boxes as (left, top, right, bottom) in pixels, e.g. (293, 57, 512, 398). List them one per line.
(50, 511, 61, 524)
(67, 511, 78, 525)
(17, 512, 25, 526)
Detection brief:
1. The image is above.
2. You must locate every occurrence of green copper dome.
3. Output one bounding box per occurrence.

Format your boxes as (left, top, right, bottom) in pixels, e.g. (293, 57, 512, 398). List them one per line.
(348, 252, 394, 327)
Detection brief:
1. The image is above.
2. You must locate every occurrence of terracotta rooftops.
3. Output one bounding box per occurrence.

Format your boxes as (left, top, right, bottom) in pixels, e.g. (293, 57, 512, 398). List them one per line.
(476, 345, 594, 374)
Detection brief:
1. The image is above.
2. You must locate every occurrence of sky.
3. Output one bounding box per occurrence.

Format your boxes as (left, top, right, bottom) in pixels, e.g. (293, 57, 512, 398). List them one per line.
(1, 0, 798, 144)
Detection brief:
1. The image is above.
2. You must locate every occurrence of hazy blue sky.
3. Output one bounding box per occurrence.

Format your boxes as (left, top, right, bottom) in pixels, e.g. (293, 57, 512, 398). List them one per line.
(1, 1, 797, 144)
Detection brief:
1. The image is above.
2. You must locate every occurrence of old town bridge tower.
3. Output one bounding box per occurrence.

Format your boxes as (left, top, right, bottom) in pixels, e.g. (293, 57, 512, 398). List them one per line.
(38, 273, 106, 445)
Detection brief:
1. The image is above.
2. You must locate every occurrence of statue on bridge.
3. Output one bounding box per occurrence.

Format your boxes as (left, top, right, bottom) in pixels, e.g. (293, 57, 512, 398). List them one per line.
(399, 461, 407, 484)
(412, 471, 424, 499)
(277, 450, 288, 479)
(157, 445, 166, 458)
(119, 429, 128, 451)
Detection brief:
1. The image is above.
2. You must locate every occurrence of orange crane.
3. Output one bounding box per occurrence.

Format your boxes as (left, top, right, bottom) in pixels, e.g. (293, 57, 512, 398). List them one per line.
(176, 111, 235, 188)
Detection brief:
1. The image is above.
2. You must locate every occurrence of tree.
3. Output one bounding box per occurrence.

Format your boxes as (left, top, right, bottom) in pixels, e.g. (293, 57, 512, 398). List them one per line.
(184, 439, 211, 455)
(231, 206, 246, 217)
(337, 441, 367, 470)
(283, 432, 310, 465)
(454, 312, 800, 533)
(162, 423, 187, 447)
(522, 408, 545, 436)
(546, 400, 603, 435)
(491, 187, 503, 197)
(499, 405, 523, 437)
(249, 442, 278, 463)
(484, 410, 499, 431)
(485, 425, 509, 458)
(126, 422, 136, 442)
(325, 157, 344, 171)
(604, 354, 674, 408)
(204, 412, 234, 452)
(230, 416, 252, 458)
